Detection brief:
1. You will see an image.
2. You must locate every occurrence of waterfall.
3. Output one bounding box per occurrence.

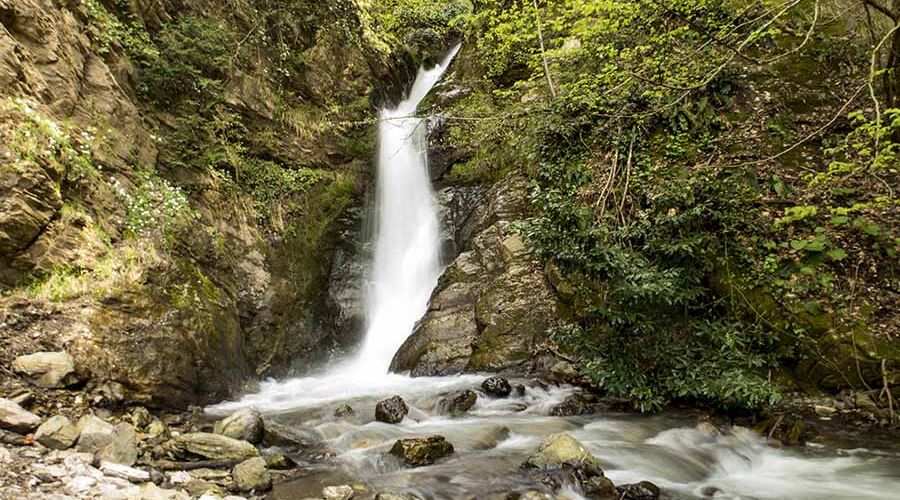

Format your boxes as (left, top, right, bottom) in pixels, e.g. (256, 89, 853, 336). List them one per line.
(349, 45, 461, 375)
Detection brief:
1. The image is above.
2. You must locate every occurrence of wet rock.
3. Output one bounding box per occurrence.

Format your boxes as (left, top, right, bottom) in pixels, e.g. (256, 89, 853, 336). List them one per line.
(131, 407, 152, 428)
(482, 377, 512, 398)
(232, 456, 271, 492)
(0, 397, 42, 433)
(390, 436, 454, 466)
(470, 425, 511, 450)
(522, 434, 603, 478)
(376, 396, 409, 424)
(335, 404, 355, 417)
(514, 384, 526, 397)
(754, 416, 818, 445)
(439, 389, 478, 416)
(584, 476, 618, 499)
(264, 452, 295, 469)
(97, 422, 138, 465)
(169, 432, 259, 460)
(34, 415, 80, 450)
(390, 177, 562, 377)
(616, 481, 660, 500)
(549, 394, 594, 417)
(11, 351, 78, 388)
(214, 407, 264, 444)
(323, 484, 355, 500)
(75, 414, 116, 453)
(99, 461, 151, 482)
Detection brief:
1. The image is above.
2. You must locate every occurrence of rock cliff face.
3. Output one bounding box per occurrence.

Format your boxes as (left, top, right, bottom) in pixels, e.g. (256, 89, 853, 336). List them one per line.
(391, 175, 562, 376)
(0, 0, 401, 408)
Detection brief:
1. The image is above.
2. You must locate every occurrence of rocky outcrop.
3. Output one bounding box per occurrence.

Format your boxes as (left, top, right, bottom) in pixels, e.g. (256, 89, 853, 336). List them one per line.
(390, 436, 455, 466)
(0, 0, 395, 409)
(11, 351, 77, 388)
(376, 396, 409, 424)
(214, 407, 264, 444)
(168, 432, 259, 461)
(390, 176, 562, 376)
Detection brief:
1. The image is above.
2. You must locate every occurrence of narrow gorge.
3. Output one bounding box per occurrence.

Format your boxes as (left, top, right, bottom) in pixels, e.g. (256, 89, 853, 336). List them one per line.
(0, 1, 898, 499)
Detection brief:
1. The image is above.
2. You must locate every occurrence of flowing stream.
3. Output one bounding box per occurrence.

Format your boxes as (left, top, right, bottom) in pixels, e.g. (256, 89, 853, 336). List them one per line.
(209, 48, 900, 499)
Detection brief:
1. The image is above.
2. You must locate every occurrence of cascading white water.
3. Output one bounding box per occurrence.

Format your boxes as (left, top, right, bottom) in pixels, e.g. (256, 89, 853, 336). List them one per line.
(350, 44, 460, 375)
(208, 45, 900, 499)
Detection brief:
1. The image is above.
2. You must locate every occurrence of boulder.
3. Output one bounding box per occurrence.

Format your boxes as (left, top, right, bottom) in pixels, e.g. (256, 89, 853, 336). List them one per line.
(0, 398, 42, 433)
(549, 394, 594, 417)
(11, 351, 78, 388)
(375, 494, 421, 500)
(169, 433, 259, 461)
(439, 389, 477, 416)
(617, 481, 661, 500)
(522, 434, 603, 478)
(334, 404, 354, 417)
(232, 456, 271, 491)
(97, 422, 138, 465)
(482, 377, 512, 398)
(390, 436, 454, 467)
(214, 407, 264, 444)
(323, 485, 355, 500)
(75, 415, 116, 453)
(375, 396, 409, 424)
(34, 415, 80, 449)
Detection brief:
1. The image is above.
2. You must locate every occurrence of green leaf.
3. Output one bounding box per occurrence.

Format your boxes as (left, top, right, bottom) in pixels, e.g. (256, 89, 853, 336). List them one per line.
(826, 248, 847, 261)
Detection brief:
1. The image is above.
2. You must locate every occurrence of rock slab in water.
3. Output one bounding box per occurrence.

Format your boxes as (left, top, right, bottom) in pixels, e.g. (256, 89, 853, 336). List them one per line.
(232, 456, 271, 491)
(0, 398, 42, 433)
(11, 351, 78, 388)
(376, 396, 409, 424)
(334, 404, 354, 417)
(482, 377, 512, 398)
(390, 436, 454, 466)
(442, 390, 477, 416)
(170, 433, 259, 460)
(617, 481, 661, 500)
(75, 415, 116, 453)
(34, 415, 80, 449)
(214, 407, 264, 444)
(323, 484, 355, 500)
(549, 394, 594, 417)
(522, 433, 603, 477)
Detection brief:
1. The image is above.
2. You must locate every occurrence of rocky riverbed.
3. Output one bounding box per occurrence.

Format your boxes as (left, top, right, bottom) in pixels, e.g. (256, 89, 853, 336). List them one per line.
(2, 348, 900, 500)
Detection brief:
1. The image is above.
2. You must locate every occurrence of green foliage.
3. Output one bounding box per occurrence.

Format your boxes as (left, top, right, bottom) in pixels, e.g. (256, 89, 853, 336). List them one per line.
(365, 0, 472, 53)
(112, 172, 198, 243)
(238, 160, 325, 221)
(140, 16, 239, 106)
(8, 98, 100, 183)
(82, 0, 159, 66)
(453, 0, 856, 411)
